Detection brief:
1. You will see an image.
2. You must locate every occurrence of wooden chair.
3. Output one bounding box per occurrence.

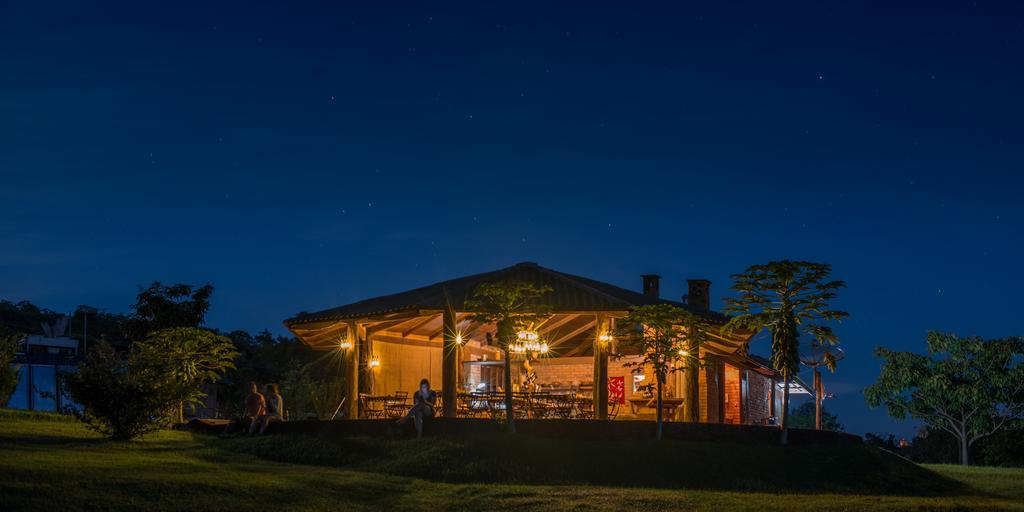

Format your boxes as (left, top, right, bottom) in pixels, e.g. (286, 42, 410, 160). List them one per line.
(384, 395, 408, 419)
(360, 394, 386, 419)
(574, 397, 594, 419)
(607, 401, 620, 420)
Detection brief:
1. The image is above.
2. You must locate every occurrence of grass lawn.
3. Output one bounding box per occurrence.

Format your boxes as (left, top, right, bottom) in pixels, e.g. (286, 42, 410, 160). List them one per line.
(1, 410, 1022, 511)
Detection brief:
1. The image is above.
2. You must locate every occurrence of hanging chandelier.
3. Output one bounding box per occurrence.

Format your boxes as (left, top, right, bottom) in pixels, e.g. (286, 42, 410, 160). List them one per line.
(511, 329, 548, 354)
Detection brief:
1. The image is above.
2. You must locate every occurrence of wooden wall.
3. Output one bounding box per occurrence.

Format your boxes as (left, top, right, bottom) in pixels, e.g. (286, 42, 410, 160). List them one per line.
(723, 365, 742, 424)
(372, 339, 442, 397)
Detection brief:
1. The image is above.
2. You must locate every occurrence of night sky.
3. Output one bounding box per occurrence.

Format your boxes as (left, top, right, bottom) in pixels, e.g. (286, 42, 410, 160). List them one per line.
(2, 2, 1022, 436)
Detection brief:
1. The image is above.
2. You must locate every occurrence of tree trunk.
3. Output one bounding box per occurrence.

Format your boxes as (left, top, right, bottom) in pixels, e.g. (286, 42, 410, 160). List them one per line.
(656, 375, 664, 441)
(960, 436, 970, 466)
(780, 369, 790, 446)
(503, 348, 516, 434)
(814, 368, 822, 430)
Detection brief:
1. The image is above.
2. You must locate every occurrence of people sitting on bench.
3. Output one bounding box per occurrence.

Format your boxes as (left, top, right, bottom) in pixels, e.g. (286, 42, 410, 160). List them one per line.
(253, 383, 284, 435)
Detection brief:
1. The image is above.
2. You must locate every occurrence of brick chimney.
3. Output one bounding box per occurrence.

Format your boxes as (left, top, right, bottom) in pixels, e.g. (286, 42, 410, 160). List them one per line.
(685, 279, 711, 310)
(641, 274, 661, 298)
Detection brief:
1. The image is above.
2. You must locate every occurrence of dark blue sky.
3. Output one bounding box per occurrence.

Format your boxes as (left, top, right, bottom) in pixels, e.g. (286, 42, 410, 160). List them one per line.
(2, 1, 1022, 436)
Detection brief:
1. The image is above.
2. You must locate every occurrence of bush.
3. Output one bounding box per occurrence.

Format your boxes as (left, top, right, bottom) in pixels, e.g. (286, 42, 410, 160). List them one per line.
(62, 342, 180, 440)
(279, 361, 349, 420)
(0, 329, 20, 406)
(63, 328, 236, 440)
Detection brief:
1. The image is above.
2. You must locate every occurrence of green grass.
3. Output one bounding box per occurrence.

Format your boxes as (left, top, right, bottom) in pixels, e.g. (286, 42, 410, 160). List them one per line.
(1, 409, 1022, 511)
(219, 432, 955, 494)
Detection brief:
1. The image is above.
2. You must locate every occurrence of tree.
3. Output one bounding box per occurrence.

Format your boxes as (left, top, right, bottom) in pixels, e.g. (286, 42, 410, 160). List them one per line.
(615, 304, 706, 440)
(724, 260, 848, 445)
(0, 327, 20, 406)
(788, 401, 843, 431)
(122, 282, 213, 341)
(133, 327, 237, 423)
(466, 280, 552, 434)
(864, 332, 1024, 465)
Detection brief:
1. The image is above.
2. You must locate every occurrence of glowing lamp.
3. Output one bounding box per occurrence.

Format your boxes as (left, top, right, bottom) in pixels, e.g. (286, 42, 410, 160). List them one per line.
(517, 330, 539, 342)
(678, 349, 689, 357)
(455, 334, 464, 345)
(339, 341, 353, 350)
(369, 355, 381, 368)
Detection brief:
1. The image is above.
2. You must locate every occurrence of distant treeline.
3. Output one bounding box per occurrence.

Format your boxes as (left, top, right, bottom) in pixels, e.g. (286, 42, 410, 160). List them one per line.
(1, 295, 337, 419)
(867, 428, 1024, 468)
(0, 300, 128, 346)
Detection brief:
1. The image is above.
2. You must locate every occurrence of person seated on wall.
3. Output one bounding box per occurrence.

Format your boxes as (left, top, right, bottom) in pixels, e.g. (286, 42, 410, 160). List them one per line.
(243, 381, 266, 436)
(253, 383, 284, 435)
(396, 378, 437, 438)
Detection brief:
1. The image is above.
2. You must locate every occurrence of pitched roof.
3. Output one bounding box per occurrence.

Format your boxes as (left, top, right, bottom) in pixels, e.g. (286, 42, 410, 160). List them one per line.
(284, 261, 730, 326)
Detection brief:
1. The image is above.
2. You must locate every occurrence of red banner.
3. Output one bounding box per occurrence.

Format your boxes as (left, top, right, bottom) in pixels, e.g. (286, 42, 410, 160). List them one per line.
(608, 376, 625, 404)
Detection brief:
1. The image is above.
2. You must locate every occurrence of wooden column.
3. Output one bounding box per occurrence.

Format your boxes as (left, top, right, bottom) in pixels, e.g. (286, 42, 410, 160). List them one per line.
(682, 338, 700, 423)
(442, 310, 458, 417)
(593, 315, 610, 420)
(345, 321, 360, 420)
(716, 360, 726, 424)
(360, 324, 374, 396)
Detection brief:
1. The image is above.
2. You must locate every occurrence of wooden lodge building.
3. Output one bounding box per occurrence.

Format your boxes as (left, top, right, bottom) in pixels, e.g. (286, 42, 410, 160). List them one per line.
(284, 262, 807, 424)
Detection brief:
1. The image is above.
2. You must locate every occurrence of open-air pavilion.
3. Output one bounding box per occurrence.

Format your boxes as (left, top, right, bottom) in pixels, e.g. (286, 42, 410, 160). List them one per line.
(284, 262, 807, 424)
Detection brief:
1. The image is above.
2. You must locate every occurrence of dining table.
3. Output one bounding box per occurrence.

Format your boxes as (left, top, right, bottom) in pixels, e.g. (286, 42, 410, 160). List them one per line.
(628, 397, 684, 417)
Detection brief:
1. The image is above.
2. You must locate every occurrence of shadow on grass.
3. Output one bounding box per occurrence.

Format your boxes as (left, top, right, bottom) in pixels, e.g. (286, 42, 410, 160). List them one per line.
(212, 432, 967, 497)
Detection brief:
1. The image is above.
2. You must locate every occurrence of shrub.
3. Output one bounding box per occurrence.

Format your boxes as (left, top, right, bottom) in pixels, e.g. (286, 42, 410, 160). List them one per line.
(63, 328, 236, 440)
(63, 342, 180, 440)
(0, 329, 20, 406)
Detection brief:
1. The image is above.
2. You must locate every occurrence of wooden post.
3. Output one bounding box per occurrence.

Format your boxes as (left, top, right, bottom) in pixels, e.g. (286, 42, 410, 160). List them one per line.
(716, 360, 726, 424)
(360, 324, 374, 396)
(345, 321, 360, 420)
(683, 338, 700, 423)
(442, 310, 458, 417)
(592, 315, 610, 420)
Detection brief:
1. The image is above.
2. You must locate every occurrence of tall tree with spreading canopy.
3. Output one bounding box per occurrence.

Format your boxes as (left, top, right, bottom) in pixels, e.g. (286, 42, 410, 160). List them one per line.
(724, 260, 847, 445)
(466, 280, 552, 434)
(615, 304, 709, 440)
(865, 332, 1024, 465)
(123, 282, 213, 341)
